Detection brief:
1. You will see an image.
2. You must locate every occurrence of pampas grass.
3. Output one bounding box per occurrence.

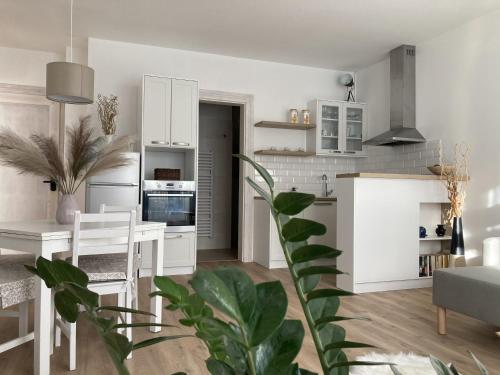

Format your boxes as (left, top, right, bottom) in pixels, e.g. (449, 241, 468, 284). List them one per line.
(0, 116, 132, 194)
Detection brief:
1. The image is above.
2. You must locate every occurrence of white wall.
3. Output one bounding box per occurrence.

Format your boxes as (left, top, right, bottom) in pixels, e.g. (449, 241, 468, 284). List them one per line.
(357, 9, 500, 264)
(0, 46, 61, 86)
(87, 38, 350, 151)
(198, 103, 234, 250)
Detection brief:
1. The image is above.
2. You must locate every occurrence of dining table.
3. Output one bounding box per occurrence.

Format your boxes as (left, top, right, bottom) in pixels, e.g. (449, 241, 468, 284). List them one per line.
(0, 219, 166, 375)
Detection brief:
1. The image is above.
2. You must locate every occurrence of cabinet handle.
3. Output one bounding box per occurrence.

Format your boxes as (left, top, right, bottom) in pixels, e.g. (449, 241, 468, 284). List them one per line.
(313, 202, 333, 206)
(331, 150, 341, 154)
(343, 151, 356, 154)
(172, 142, 190, 146)
(151, 141, 168, 145)
(165, 234, 183, 239)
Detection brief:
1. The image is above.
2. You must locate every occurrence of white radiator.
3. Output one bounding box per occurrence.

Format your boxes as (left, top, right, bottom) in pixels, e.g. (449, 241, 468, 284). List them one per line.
(197, 151, 214, 237)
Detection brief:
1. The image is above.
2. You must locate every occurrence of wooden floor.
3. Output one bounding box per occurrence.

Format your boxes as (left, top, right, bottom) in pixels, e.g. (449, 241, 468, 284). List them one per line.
(197, 248, 237, 262)
(1, 261, 499, 374)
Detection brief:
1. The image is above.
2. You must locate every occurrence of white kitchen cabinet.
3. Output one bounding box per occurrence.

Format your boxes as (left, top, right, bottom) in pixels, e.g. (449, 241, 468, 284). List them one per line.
(253, 198, 337, 269)
(303, 200, 337, 248)
(308, 100, 366, 157)
(171, 79, 198, 148)
(142, 76, 171, 146)
(141, 75, 198, 149)
(139, 231, 196, 276)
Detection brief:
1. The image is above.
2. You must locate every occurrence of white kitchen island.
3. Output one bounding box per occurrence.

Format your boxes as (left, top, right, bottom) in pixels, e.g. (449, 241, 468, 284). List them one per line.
(336, 173, 449, 293)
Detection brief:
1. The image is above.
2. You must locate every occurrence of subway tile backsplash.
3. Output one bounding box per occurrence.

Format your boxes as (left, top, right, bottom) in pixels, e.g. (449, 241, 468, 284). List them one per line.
(254, 139, 441, 195)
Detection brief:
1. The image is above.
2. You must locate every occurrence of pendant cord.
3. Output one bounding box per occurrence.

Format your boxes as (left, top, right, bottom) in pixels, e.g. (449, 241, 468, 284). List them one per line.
(70, 0, 73, 62)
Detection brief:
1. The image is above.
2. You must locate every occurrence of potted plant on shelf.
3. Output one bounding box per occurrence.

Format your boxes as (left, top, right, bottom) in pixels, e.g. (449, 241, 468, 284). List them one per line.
(0, 116, 132, 224)
(97, 93, 119, 142)
(438, 143, 470, 266)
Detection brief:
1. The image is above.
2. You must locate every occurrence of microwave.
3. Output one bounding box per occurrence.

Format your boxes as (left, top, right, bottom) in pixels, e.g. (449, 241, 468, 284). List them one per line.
(142, 180, 196, 233)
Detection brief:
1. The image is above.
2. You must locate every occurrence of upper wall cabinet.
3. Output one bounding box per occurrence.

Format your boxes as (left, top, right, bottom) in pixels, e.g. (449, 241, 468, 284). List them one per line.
(307, 100, 367, 157)
(141, 75, 198, 149)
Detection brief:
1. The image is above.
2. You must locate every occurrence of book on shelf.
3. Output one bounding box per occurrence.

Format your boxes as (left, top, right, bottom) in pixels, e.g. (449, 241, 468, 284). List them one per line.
(418, 253, 450, 278)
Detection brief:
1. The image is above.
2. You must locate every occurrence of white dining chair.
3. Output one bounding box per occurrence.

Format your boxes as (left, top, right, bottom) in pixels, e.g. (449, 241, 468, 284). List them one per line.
(99, 204, 141, 310)
(55, 210, 136, 371)
(0, 254, 35, 354)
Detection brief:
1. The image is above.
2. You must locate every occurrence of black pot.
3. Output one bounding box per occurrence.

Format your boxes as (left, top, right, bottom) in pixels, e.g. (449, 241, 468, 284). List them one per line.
(451, 217, 464, 255)
(435, 224, 446, 237)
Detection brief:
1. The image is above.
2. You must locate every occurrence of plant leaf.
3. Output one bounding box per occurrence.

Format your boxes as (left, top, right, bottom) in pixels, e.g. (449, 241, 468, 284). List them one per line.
(246, 177, 273, 206)
(297, 266, 344, 278)
(54, 289, 79, 323)
(307, 289, 353, 302)
(35, 256, 59, 287)
(206, 358, 236, 375)
(273, 192, 315, 215)
(291, 245, 341, 264)
(102, 331, 133, 364)
(314, 315, 370, 326)
(112, 322, 175, 329)
(248, 281, 287, 346)
(191, 268, 254, 323)
(253, 320, 305, 375)
(132, 335, 191, 351)
(469, 351, 489, 375)
(51, 259, 89, 287)
(282, 218, 326, 242)
(97, 306, 155, 316)
(234, 154, 274, 189)
(429, 355, 455, 375)
(214, 268, 257, 323)
(64, 282, 99, 309)
(390, 365, 403, 375)
(153, 276, 189, 304)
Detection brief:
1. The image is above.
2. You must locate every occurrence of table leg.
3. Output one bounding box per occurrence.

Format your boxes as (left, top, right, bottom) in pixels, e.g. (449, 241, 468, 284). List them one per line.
(150, 231, 164, 332)
(34, 251, 52, 375)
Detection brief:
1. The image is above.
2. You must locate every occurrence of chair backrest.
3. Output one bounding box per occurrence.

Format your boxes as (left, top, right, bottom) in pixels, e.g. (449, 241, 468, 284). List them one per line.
(72, 210, 136, 281)
(99, 204, 141, 214)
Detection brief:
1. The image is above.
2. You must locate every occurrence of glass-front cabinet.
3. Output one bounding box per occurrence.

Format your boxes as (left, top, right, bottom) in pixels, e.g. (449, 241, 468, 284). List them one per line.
(308, 100, 366, 157)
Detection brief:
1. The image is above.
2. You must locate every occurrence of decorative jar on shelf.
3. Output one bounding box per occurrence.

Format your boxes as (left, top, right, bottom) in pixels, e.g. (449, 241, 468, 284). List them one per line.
(289, 109, 298, 124)
(301, 109, 310, 124)
(435, 224, 446, 237)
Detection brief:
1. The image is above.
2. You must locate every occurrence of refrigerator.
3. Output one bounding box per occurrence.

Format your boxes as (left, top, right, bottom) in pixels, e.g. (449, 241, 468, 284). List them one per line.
(85, 152, 141, 213)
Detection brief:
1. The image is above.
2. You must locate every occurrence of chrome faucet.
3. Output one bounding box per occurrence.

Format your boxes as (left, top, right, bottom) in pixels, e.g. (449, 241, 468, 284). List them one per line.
(321, 174, 333, 197)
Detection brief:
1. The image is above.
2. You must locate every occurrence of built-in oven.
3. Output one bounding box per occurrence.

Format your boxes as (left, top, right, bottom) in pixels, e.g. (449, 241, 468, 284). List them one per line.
(142, 180, 196, 232)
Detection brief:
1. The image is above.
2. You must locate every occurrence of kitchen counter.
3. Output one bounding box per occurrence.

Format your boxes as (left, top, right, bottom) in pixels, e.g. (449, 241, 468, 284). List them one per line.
(254, 196, 337, 202)
(336, 172, 444, 180)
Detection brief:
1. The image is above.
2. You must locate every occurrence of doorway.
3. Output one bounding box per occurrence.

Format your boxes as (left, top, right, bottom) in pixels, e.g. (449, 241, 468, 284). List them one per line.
(197, 102, 241, 262)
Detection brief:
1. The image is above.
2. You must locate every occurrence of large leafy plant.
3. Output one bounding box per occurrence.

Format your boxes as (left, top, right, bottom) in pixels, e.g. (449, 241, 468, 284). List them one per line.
(235, 154, 378, 375)
(152, 268, 312, 374)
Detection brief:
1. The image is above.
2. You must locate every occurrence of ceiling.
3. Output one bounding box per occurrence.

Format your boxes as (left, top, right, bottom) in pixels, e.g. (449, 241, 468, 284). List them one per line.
(1, 0, 500, 70)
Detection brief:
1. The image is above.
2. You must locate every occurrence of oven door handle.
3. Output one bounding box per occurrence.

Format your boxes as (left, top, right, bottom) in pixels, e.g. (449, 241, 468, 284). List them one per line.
(146, 193, 195, 197)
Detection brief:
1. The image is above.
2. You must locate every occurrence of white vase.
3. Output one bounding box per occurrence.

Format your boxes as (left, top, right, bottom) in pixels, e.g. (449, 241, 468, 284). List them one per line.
(56, 194, 79, 224)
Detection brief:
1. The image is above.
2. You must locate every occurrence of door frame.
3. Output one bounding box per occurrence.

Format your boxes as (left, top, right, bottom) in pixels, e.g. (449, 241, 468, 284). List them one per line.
(199, 89, 254, 262)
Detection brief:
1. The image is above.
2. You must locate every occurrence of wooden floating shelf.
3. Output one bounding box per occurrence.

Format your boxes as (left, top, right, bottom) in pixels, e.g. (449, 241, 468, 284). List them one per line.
(420, 236, 452, 241)
(255, 121, 316, 130)
(254, 150, 315, 157)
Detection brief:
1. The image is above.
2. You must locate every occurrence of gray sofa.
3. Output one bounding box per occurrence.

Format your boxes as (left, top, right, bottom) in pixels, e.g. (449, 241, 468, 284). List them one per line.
(433, 266, 500, 334)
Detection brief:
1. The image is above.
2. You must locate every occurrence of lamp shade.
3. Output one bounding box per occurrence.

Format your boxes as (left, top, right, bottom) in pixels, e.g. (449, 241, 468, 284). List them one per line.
(46, 62, 94, 104)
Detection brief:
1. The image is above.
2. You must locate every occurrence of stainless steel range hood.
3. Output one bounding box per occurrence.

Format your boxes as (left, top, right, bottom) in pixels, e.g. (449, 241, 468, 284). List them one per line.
(364, 45, 425, 146)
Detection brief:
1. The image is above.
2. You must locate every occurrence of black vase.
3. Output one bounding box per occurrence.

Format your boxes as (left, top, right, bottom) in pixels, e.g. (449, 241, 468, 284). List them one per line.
(451, 217, 464, 255)
(435, 224, 446, 237)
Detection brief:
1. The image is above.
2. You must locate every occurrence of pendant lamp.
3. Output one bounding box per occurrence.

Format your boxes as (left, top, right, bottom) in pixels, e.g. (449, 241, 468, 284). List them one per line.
(46, 0, 94, 104)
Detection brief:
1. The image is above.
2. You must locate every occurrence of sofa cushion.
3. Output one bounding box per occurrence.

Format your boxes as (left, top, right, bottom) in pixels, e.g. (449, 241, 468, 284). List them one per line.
(433, 266, 500, 327)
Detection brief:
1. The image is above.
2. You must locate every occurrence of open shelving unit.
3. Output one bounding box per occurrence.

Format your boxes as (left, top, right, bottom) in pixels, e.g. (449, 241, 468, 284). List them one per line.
(254, 121, 316, 157)
(418, 202, 452, 278)
(255, 121, 316, 130)
(254, 149, 315, 157)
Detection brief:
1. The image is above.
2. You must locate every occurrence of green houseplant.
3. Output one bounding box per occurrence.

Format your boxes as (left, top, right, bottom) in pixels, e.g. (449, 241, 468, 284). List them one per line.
(26, 155, 490, 374)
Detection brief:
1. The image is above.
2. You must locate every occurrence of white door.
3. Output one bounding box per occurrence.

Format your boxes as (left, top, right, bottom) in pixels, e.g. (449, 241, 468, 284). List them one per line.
(170, 79, 198, 148)
(143, 76, 171, 146)
(0, 88, 59, 253)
